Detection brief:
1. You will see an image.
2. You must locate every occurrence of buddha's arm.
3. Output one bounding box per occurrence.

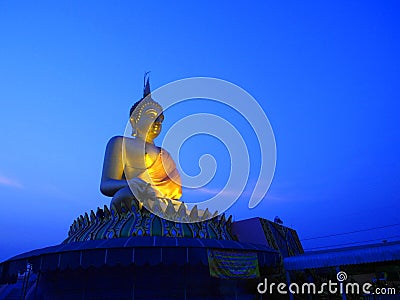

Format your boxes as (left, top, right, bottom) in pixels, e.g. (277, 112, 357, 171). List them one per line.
(100, 136, 127, 197)
(100, 136, 147, 197)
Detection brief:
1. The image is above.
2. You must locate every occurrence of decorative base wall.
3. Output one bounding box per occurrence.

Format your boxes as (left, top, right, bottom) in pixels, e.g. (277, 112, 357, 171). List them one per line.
(29, 265, 261, 300)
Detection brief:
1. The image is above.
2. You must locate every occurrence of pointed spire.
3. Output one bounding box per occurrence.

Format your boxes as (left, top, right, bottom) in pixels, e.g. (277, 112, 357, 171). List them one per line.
(84, 212, 90, 225)
(152, 199, 163, 216)
(165, 199, 176, 219)
(96, 207, 105, 221)
(219, 213, 226, 226)
(78, 215, 84, 227)
(143, 71, 151, 98)
(202, 208, 211, 221)
(103, 205, 111, 219)
(177, 202, 187, 219)
(189, 205, 199, 221)
(90, 210, 96, 222)
(227, 215, 233, 225)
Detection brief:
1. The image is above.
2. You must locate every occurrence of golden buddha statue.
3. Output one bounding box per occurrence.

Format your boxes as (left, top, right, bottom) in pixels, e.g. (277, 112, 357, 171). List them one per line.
(100, 77, 182, 213)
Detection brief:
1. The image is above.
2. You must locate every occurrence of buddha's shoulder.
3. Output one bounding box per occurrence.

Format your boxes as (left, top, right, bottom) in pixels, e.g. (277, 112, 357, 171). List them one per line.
(106, 135, 124, 147)
(106, 136, 143, 151)
(107, 135, 137, 143)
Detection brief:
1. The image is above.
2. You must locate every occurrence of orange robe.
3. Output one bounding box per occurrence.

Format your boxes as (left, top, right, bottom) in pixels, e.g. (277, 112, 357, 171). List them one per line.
(138, 149, 182, 200)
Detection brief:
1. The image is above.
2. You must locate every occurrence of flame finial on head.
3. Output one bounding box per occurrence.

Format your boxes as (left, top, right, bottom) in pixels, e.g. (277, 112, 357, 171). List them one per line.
(130, 72, 162, 121)
(143, 71, 151, 98)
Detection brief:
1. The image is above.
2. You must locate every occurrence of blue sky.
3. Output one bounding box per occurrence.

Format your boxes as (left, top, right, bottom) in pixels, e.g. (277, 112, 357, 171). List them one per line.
(0, 1, 399, 261)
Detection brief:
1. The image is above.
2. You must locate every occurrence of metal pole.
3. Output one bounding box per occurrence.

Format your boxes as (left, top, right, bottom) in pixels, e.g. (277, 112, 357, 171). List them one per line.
(34, 271, 41, 300)
(286, 271, 294, 300)
(335, 266, 347, 300)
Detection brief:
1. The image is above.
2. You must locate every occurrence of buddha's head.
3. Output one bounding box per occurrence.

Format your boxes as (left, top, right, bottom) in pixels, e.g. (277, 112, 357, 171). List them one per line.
(129, 96, 164, 143)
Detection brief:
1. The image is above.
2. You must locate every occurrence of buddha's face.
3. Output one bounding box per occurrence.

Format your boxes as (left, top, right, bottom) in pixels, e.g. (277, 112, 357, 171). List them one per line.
(130, 103, 164, 142)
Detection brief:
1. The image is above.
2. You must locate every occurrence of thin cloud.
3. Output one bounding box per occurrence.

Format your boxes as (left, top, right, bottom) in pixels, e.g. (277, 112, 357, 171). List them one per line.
(0, 175, 23, 189)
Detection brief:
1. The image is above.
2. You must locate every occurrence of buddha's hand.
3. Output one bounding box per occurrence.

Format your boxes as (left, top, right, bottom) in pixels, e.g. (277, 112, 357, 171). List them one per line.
(127, 178, 157, 201)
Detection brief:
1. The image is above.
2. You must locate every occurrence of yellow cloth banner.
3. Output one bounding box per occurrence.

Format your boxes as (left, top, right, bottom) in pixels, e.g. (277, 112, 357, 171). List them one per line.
(208, 249, 260, 279)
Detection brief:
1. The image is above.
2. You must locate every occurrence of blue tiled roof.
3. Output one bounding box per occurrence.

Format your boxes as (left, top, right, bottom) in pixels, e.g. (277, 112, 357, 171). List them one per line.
(284, 240, 400, 270)
(7, 236, 275, 261)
